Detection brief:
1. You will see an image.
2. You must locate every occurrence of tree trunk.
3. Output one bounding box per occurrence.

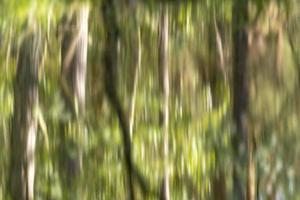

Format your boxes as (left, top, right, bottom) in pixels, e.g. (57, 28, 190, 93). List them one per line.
(60, 6, 89, 116)
(59, 5, 89, 199)
(102, 1, 135, 199)
(129, 26, 142, 139)
(9, 27, 42, 200)
(159, 5, 170, 200)
(232, 0, 253, 199)
(212, 168, 226, 200)
(210, 8, 227, 200)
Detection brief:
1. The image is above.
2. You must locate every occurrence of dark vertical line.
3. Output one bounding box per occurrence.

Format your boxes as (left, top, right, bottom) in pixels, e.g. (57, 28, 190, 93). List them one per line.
(102, 1, 135, 199)
(232, 0, 249, 199)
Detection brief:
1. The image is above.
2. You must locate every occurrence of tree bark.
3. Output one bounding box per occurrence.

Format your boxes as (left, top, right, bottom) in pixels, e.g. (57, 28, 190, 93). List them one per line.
(232, 0, 253, 199)
(8, 27, 42, 200)
(159, 5, 170, 200)
(59, 5, 89, 199)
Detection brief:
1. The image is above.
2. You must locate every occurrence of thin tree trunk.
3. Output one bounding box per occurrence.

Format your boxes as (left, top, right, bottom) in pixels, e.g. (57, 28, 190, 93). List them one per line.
(213, 11, 225, 81)
(59, 5, 89, 199)
(159, 5, 170, 200)
(247, 130, 256, 200)
(232, 0, 252, 199)
(8, 27, 42, 200)
(274, 28, 282, 84)
(5, 24, 12, 74)
(60, 6, 89, 116)
(207, 8, 226, 109)
(210, 8, 227, 200)
(102, 1, 135, 199)
(102, 2, 150, 198)
(129, 27, 141, 138)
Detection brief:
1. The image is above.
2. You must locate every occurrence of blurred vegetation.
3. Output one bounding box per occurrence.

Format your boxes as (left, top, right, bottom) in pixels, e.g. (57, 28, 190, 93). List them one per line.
(0, 0, 300, 199)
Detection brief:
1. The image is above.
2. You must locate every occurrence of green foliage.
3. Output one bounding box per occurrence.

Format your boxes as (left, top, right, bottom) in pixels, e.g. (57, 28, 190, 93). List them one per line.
(0, 0, 300, 199)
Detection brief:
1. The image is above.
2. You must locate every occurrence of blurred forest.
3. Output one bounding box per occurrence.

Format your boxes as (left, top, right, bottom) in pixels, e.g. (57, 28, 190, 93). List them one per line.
(0, 0, 300, 199)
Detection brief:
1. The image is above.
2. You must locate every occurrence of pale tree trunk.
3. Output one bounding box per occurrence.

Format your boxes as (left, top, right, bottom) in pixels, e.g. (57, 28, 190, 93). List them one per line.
(59, 5, 89, 199)
(159, 5, 170, 200)
(128, 0, 141, 139)
(210, 9, 227, 200)
(129, 27, 141, 138)
(60, 5, 89, 116)
(9, 27, 42, 200)
(232, 0, 254, 199)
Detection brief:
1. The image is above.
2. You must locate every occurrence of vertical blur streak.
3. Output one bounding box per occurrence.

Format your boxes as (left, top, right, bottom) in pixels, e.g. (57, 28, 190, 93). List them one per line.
(159, 4, 170, 200)
(75, 7, 89, 115)
(232, 0, 252, 199)
(129, 27, 141, 139)
(288, 33, 300, 86)
(5, 24, 12, 75)
(8, 26, 42, 200)
(59, 4, 89, 199)
(61, 5, 89, 116)
(102, 1, 135, 199)
(213, 10, 226, 81)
